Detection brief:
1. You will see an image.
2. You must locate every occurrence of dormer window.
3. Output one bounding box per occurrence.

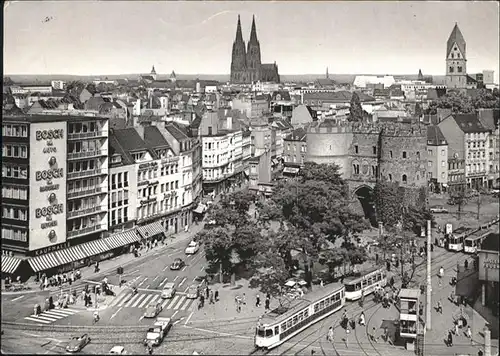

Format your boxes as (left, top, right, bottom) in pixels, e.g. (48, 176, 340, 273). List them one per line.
(132, 151, 146, 162)
(111, 154, 122, 164)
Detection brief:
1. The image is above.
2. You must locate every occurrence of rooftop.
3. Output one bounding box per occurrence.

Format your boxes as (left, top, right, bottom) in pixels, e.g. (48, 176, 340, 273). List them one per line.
(426, 125, 448, 146)
(480, 232, 500, 252)
(454, 114, 489, 133)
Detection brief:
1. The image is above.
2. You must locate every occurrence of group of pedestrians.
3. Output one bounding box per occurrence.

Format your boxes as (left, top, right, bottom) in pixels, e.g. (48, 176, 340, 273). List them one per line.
(199, 286, 219, 309)
(39, 270, 81, 290)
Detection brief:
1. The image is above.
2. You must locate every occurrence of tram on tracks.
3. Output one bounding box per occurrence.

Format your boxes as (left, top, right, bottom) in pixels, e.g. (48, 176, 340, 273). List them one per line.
(445, 226, 473, 252)
(344, 267, 387, 301)
(464, 229, 493, 254)
(254, 283, 345, 350)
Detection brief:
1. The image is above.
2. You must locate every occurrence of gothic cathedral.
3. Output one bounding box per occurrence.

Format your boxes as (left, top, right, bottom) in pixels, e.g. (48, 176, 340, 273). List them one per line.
(445, 23, 467, 89)
(230, 15, 280, 84)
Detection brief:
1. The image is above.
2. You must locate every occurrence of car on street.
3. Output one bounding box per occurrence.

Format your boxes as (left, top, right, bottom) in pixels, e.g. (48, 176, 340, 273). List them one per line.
(144, 302, 163, 318)
(186, 284, 199, 299)
(193, 275, 207, 290)
(66, 334, 91, 353)
(430, 205, 448, 214)
(109, 346, 126, 355)
(144, 317, 172, 346)
(161, 282, 176, 299)
(170, 258, 185, 270)
(185, 241, 200, 255)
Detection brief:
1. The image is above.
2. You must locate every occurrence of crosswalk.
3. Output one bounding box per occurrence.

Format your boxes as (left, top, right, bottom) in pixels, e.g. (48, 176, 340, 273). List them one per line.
(109, 290, 195, 312)
(24, 308, 80, 324)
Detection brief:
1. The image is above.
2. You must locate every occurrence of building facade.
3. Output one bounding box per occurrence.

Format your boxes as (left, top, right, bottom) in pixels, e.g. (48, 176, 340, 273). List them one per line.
(283, 127, 307, 166)
(2, 114, 109, 257)
(445, 23, 468, 89)
(230, 15, 280, 84)
(426, 125, 449, 192)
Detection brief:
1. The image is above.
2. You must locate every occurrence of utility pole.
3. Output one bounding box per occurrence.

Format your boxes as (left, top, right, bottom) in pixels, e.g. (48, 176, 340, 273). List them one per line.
(426, 219, 432, 331)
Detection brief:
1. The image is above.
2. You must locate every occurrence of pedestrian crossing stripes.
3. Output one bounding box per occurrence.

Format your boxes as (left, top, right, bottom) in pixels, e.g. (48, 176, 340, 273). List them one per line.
(24, 308, 80, 324)
(109, 291, 195, 311)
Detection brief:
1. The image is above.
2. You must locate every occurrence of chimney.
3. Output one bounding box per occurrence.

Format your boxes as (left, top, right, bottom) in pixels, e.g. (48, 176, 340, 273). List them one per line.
(135, 125, 145, 139)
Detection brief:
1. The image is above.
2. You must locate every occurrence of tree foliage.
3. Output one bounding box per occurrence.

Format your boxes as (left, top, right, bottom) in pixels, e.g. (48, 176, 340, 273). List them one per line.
(349, 92, 364, 122)
(448, 185, 469, 220)
(425, 88, 500, 115)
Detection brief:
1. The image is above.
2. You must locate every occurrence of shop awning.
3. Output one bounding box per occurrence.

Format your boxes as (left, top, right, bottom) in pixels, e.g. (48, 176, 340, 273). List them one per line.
(105, 229, 139, 250)
(193, 203, 207, 214)
(28, 253, 62, 273)
(79, 239, 109, 258)
(136, 221, 165, 239)
(283, 167, 300, 175)
(1, 256, 22, 275)
(53, 245, 86, 266)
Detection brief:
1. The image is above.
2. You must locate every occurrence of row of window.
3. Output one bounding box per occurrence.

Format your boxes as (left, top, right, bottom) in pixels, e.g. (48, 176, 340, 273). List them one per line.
(67, 216, 100, 232)
(352, 164, 377, 177)
(2, 185, 28, 200)
(110, 207, 129, 227)
(467, 163, 487, 173)
(468, 151, 487, 159)
(111, 190, 129, 208)
(2, 207, 28, 221)
(346, 272, 384, 292)
(2, 144, 28, 158)
(428, 149, 446, 157)
(160, 164, 179, 177)
(68, 121, 99, 134)
(68, 196, 99, 212)
(428, 160, 447, 168)
(204, 153, 229, 165)
(286, 144, 307, 153)
(284, 155, 305, 164)
(68, 159, 100, 173)
(68, 177, 103, 193)
(110, 172, 129, 189)
(468, 141, 488, 149)
(2, 164, 28, 179)
(387, 174, 417, 183)
(68, 140, 102, 154)
(466, 132, 488, 140)
(204, 140, 231, 151)
(2, 124, 28, 137)
(2, 228, 28, 242)
(448, 66, 463, 73)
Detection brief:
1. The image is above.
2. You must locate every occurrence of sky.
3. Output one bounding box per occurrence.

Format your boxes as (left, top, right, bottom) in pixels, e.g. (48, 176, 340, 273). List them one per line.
(3, 1, 499, 81)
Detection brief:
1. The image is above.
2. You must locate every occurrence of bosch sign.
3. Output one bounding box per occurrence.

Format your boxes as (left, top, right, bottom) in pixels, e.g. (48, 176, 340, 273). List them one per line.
(35, 204, 64, 218)
(36, 129, 64, 141)
(36, 168, 64, 181)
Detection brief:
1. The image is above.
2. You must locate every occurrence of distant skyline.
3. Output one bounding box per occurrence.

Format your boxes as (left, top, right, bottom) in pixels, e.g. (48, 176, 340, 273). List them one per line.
(4, 1, 500, 83)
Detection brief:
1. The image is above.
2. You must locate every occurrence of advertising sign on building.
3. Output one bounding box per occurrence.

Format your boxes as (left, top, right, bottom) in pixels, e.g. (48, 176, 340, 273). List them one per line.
(445, 223, 453, 235)
(29, 121, 67, 251)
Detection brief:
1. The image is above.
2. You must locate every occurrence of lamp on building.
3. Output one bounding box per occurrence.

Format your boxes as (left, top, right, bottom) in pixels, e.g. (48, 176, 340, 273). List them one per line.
(48, 193, 56, 203)
(49, 156, 57, 166)
(48, 230, 57, 242)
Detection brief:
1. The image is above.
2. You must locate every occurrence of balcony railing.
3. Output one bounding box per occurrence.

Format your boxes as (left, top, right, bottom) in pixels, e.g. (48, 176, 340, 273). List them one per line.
(67, 205, 103, 219)
(67, 224, 106, 239)
(67, 168, 107, 180)
(67, 187, 105, 199)
(67, 131, 107, 140)
(68, 150, 106, 160)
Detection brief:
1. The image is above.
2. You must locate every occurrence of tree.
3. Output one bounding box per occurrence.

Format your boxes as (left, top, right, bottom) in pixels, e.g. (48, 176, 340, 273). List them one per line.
(415, 102, 423, 119)
(473, 89, 500, 110)
(425, 91, 474, 115)
(373, 181, 403, 228)
(474, 187, 487, 221)
(448, 185, 469, 220)
(349, 92, 364, 122)
(249, 249, 289, 297)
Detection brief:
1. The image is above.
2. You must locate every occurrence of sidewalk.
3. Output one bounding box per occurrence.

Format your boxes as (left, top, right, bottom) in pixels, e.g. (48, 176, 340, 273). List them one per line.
(2, 223, 203, 295)
(187, 279, 274, 329)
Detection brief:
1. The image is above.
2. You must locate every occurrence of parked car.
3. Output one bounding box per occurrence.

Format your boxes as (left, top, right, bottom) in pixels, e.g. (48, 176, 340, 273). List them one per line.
(430, 205, 448, 214)
(109, 346, 126, 355)
(144, 302, 163, 318)
(186, 284, 199, 299)
(161, 282, 176, 299)
(66, 334, 91, 353)
(185, 241, 200, 255)
(170, 258, 185, 271)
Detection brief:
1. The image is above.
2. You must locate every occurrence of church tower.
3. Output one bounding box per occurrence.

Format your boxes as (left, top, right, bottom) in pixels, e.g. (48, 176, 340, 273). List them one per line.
(150, 65, 157, 81)
(230, 15, 248, 84)
(246, 15, 262, 83)
(445, 23, 467, 89)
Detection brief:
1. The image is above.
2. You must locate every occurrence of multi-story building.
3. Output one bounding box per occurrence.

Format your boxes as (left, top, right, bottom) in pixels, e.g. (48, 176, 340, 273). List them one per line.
(270, 118, 294, 160)
(445, 23, 468, 89)
(196, 110, 247, 197)
(2, 114, 110, 277)
(438, 114, 491, 189)
(478, 109, 500, 189)
(283, 127, 307, 166)
(426, 125, 449, 192)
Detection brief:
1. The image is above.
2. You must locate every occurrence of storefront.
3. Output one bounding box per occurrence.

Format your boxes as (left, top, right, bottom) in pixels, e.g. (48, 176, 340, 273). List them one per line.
(1, 255, 23, 277)
(136, 221, 166, 242)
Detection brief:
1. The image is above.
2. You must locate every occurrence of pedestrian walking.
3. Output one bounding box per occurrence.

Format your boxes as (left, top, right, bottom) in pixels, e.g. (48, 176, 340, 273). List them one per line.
(215, 290, 219, 302)
(320, 279, 324, 287)
(447, 330, 453, 347)
(344, 327, 349, 348)
(437, 300, 442, 314)
(390, 276, 395, 288)
(94, 261, 99, 273)
(466, 325, 472, 340)
(205, 286, 209, 299)
(375, 253, 379, 264)
(266, 293, 271, 301)
(439, 266, 444, 278)
(383, 327, 388, 343)
(209, 290, 214, 304)
(265, 298, 270, 311)
(49, 296, 54, 310)
(359, 312, 366, 326)
(465, 259, 469, 270)
(256, 295, 261, 307)
(327, 327, 334, 343)
(34, 304, 39, 316)
(242, 293, 246, 305)
(370, 327, 377, 342)
(454, 322, 459, 336)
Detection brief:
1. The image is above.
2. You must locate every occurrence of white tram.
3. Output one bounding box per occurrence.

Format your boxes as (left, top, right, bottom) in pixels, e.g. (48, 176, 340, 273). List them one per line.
(344, 267, 387, 301)
(446, 227, 472, 252)
(464, 229, 490, 254)
(254, 283, 345, 350)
